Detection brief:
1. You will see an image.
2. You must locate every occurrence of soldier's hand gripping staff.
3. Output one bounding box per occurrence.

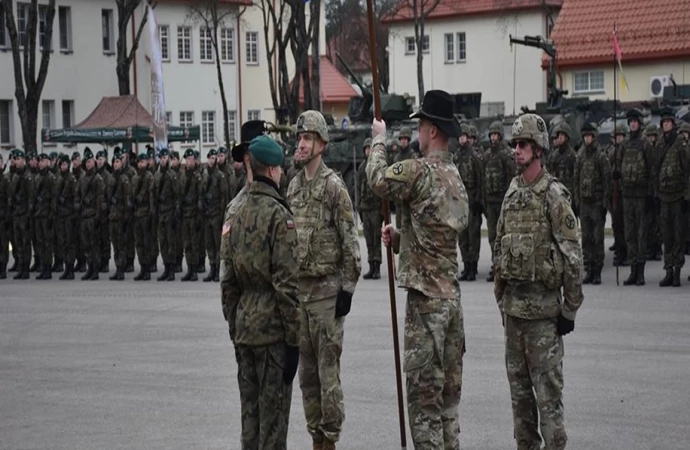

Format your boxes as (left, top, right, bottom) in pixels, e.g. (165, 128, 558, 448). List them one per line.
(75, 148, 106, 281)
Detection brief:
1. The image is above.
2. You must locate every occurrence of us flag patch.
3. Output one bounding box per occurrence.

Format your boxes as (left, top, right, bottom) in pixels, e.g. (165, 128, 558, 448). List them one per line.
(286, 219, 295, 229)
(222, 222, 231, 235)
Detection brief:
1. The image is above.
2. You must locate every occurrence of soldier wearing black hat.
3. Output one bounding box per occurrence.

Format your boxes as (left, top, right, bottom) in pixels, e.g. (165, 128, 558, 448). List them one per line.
(107, 151, 131, 281)
(231, 120, 266, 198)
(9, 150, 34, 279)
(0, 153, 9, 278)
(33, 154, 57, 280)
(179, 148, 204, 281)
(76, 148, 106, 280)
(200, 148, 228, 282)
(55, 154, 77, 280)
(96, 149, 113, 273)
(152, 147, 179, 281)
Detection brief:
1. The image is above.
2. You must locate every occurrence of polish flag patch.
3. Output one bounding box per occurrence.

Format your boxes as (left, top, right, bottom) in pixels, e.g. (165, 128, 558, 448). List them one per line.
(222, 222, 231, 235)
(286, 219, 295, 230)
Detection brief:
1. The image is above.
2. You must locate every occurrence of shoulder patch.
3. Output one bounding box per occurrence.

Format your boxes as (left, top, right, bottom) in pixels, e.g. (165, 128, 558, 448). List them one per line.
(286, 219, 295, 229)
(385, 160, 418, 182)
(222, 222, 231, 235)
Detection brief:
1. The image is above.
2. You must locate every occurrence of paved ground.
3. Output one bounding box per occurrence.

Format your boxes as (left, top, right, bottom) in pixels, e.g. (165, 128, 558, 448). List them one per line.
(1, 236, 689, 450)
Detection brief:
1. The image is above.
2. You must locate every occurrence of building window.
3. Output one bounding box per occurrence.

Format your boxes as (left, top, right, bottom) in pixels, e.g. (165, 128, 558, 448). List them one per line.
(220, 28, 234, 63)
(165, 111, 172, 126)
(421, 35, 429, 53)
(42, 100, 55, 129)
(38, 4, 49, 50)
(456, 32, 466, 62)
(0, 3, 7, 48)
(102, 9, 114, 53)
(158, 25, 169, 61)
(245, 31, 258, 64)
(179, 111, 194, 128)
(227, 111, 237, 141)
(0, 100, 11, 145)
(444, 34, 454, 63)
(573, 70, 605, 94)
(200, 27, 214, 62)
(405, 37, 415, 55)
(247, 110, 260, 121)
(177, 26, 192, 62)
(202, 111, 215, 144)
(61, 100, 74, 128)
(17, 3, 28, 47)
(58, 6, 72, 51)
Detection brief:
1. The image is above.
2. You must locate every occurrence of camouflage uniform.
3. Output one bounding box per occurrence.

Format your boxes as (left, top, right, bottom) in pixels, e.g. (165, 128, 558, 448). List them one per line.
(33, 157, 57, 279)
(574, 124, 611, 284)
(76, 158, 106, 280)
(546, 123, 577, 201)
(131, 164, 154, 280)
(96, 154, 113, 272)
(484, 121, 516, 281)
(107, 162, 131, 280)
(123, 158, 138, 271)
(0, 159, 10, 277)
(367, 99, 469, 449)
(221, 138, 301, 449)
(55, 157, 78, 279)
(28, 155, 40, 271)
(180, 154, 204, 280)
(10, 157, 34, 278)
(454, 124, 484, 281)
(287, 111, 361, 447)
(152, 153, 179, 281)
(644, 124, 662, 260)
(608, 125, 628, 266)
(494, 114, 584, 450)
(71, 159, 86, 271)
(356, 138, 383, 279)
(394, 127, 415, 228)
(201, 153, 228, 282)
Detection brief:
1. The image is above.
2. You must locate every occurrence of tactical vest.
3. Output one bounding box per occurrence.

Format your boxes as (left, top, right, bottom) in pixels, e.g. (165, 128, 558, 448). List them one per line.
(620, 141, 647, 190)
(659, 141, 686, 194)
(578, 148, 603, 200)
(291, 168, 343, 278)
(497, 173, 564, 290)
(456, 149, 478, 190)
(484, 150, 507, 195)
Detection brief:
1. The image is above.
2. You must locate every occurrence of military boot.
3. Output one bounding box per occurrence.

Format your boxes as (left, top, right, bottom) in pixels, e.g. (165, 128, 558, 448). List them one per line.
(181, 264, 197, 282)
(590, 267, 602, 285)
(134, 265, 147, 281)
(212, 265, 220, 282)
(149, 262, 158, 273)
(174, 258, 183, 273)
(36, 264, 47, 280)
(81, 263, 94, 281)
(99, 258, 110, 273)
(60, 265, 74, 280)
(89, 263, 99, 280)
(197, 259, 206, 273)
(43, 264, 52, 280)
(458, 263, 469, 281)
(659, 269, 673, 287)
(29, 256, 40, 272)
(636, 263, 646, 286)
(75, 258, 87, 273)
(51, 258, 63, 273)
(623, 265, 637, 286)
(110, 267, 124, 281)
(363, 263, 375, 279)
(673, 267, 681, 287)
(15, 263, 30, 280)
(203, 264, 215, 282)
(486, 266, 494, 282)
(125, 257, 135, 273)
(8, 259, 18, 272)
(157, 264, 171, 282)
(467, 262, 477, 281)
(0, 263, 6, 280)
(166, 264, 176, 281)
(371, 262, 381, 280)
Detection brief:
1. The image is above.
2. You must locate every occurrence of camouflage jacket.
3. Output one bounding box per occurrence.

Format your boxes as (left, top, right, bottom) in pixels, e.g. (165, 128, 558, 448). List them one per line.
(55, 171, 77, 218)
(453, 143, 483, 208)
(0, 171, 9, 220)
(220, 183, 251, 279)
(658, 131, 689, 202)
(153, 166, 179, 216)
(107, 170, 131, 221)
(394, 145, 415, 164)
(97, 166, 113, 218)
(356, 158, 382, 212)
(546, 144, 577, 197)
(221, 179, 301, 347)
(620, 131, 655, 198)
(483, 142, 516, 203)
(367, 134, 469, 300)
(574, 143, 611, 210)
(179, 167, 204, 218)
(287, 160, 361, 301)
(494, 170, 584, 321)
(131, 169, 154, 218)
(10, 168, 34, 217)
(218, 161, 238, 203)
(76, 169, 106, 219)
(201, 166, 228, 218)
(33, 170, 56, 218)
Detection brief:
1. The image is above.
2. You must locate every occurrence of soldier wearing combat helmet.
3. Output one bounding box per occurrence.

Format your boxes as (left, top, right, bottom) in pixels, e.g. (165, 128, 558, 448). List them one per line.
(287, 110, 361, 450)
(395, 126, 414, 163)
(356, 137, 383, 280)
(494, 113, 584, 450)
(546, 122, 577, 200)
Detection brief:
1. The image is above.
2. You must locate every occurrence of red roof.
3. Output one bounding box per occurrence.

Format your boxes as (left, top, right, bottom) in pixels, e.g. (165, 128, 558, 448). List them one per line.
(76, 96, 152, 129)
(383, 0, 562, 23)
(550, 0, 690, 67)
(297, 56, 358, 104)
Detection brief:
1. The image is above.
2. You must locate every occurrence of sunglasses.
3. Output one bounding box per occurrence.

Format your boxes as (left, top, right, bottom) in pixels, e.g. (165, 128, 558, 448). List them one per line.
(513, 140, 533, 149)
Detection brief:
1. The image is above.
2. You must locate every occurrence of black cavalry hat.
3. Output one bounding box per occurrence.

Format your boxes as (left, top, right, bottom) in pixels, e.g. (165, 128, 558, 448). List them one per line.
(231, 120, 267, 163)
(409, 90, 462, 138)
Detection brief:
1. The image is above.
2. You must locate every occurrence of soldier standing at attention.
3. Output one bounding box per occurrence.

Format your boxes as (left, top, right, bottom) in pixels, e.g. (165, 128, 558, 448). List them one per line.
(132, 152, 154, 281)
(71, 151, 86, 272)
(217, 147, 238, 204)
(180, 149, 203, 281)
(546, 123, 577, 202)
(656, 107, 688, 287)
(393, 127, 415, 229)
(170, 151, 184, 273)
(371, 90, 468, 450)
(574, 123, 611, 285)
(357, 138, 383, 280)
(620, 109, 655, 286)
(455, 123, 483, 281)
(147, 147, 159, 274)
(644, 124, 662, 261)
(27, 151, 40, 272)
(287, 110, 361, 450)
(152, 148, 179, 282)
(33, 154, 57, 280)
(201, 149, 227, 282)
(10, 150, 34, 279)
(121, 148, 137, 273)
(107, 152, 131, 281)
(221, 135, 301, 450)
(494, 113, 584, 450)
(76, 149, 105, 281)
(96, 150, 113, 273)
(484, 121, 516, 282)
(610, 125, 628, 266)
(0, 154, 9, 279)
(55, 154, 77, 280)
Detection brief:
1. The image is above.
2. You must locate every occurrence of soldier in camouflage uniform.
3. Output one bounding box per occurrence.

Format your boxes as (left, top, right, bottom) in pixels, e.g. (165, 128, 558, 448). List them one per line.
(9, 150, 34, 279)
(170, 151, 184, 272)
(33, 154, 57, 280)
(131, 152, 154, 281)
(644, 124, 662, 261)
(369, 90, 468, 450)
(484, 120, 516, 282)
(546, 123, 577, 201)
(574, 123, 611, 285)
(107, 152, 131, 281)
(356, 138, 383, 280)
(221, 135, 301, 450)
(0, 154, 9, 279)
(121, 149, 137, 273)
(287, 110, 361, 450)
(55, 155, 77, 280)
(609, 125, 628, 266)
(27, 152, 40, 272)
(494, 113, 584, 450)
(71, 151, 87, 272)
(147, 147, 159, 273)
(200, 149, 227, 282)
(76, 149, 106, 281)
(180, 149, 204, 281)
(620, 109, 655, 286)
(387, 138, 401, 166)
(455, 123, 483, 281)
(656, 107, 689, 287)
(96, 150, 113, 273)
(393, 127, 415, 228)
(152, 148, 179, 282)
(217, 147, 238, 204)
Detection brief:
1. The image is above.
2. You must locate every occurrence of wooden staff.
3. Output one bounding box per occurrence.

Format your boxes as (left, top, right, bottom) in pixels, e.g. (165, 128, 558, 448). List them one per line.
(365, 0, 407, 447)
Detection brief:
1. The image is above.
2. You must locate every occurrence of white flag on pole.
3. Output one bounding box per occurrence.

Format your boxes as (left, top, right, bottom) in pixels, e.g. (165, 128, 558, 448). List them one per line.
(147, 3, 168, 151)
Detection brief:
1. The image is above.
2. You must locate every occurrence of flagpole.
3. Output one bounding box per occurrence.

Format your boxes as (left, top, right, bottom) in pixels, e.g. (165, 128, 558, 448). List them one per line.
(612, 21, 620, 286)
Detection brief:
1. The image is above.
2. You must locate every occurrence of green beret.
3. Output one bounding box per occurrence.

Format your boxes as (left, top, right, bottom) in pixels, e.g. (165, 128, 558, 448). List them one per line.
(159, 147, 170, 157)
(193, 151, 200, 159)
(183, 149, 195, 159)
(218, 147, 227, 154)
(96, 150, 107, 159)
(49, 151, 58, 159)
(27, 151, 37, 160)
(112, 152, 123, 163)
(71, 151, 81, 161)
(83, 148, 94, 161)
(249, 135, 284, 167)
(207, 148, 218, 158)
(13, 149, 25, 158)
(38, 153, 50, 161)
(138, 151, 149, 160)
(58, 154, 70, 165)
(171, 151, 180, 159)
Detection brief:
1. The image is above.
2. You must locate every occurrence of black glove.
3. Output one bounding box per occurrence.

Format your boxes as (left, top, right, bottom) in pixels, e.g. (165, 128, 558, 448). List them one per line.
(283, 345, 300, 384)
(557, 314, 575, 336)
(645, 196, 655, 214)
(600, 207, 607, 222)
(612, 170, 621, 181)
(335, 290, 353, 318)
(682, 200, 689, 215)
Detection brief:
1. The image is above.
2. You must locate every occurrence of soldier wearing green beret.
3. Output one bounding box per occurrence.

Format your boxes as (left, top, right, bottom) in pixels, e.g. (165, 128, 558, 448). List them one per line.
(0, 153, 9, 278)
(49, 151, 59, 175)
(217, 146, 238, 206)
(170, 150, 184, 272)
(9, 150, 34, 279)
(70, 150, 86, 273)
(75, 148, 106, 280)
(107, 152, 132, 280)
(55, 154, 77, 279)
(130, 151, 155, 281)
(24, 151, 41, 273)
(148, 148, 160, 274)
(96, 149, 113, 272)
(152, 147, 179, 281)
(179, 148, 204, 281)
(118, 146, 137, 273)
(200, 148, 228, 282)
(356, 137, 382, 279)
(33, 154, 57, 279)
(221, 134, 301, 450)
(192, 150, 206, 273)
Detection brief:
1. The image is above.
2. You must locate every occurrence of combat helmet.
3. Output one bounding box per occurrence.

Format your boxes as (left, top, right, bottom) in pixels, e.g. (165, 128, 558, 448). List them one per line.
(489, 121, 504, 138)
(398, 127, 412, 140)
(626, 108, 644, 123)
(511, 114, 550, 151)
(644, 123, 659, 136)
(614, 123, 629, 136)
(296, 110, 329, 143)
(552, 122, 572, 140)
(581, 122, 598, 137)
(678, 121, 690, 135)
(460, 123, 472, 137)
(468, 125, 478, 139)
(362, 138, 372, 150)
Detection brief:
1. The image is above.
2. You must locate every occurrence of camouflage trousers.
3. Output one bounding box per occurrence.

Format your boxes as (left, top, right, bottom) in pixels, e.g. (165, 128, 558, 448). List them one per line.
(661, 200, 686, 269)
(30, 215, 38, 263)
(126, 216, 135, 261)
(204, 215, 222, 265)
(623, 197, 648, 265)
(647, 201, 662, 256)
(0, 219, 9, 267)
(298, 298, 345, 444)
(505, 315, 566, 450)
(56, 216, 76, 267)
(158, 213, 176, 264)
(80, 216, 101, 266)
(100, 215, 110, 263)
(580, 201, 605, 271)
(149, 215, 159, 266)
(405, 290, 465, 450)
(109, 219, 127, 269)
(182, 217, 201, 267)
(361, 209, 383, 263)
(12, 214, 32, 266)
(610, 194, 625, 256)
(134, 216, 152, 268)
(34, 217, 54, 267)
(74, 216, 84, 263)
(236, 341, 293, 450)
(486, 202, 502, 262)
(459, 208, 482, 263)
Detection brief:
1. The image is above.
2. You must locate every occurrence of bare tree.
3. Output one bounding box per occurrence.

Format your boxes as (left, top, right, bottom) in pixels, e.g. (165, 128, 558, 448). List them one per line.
(409, 0, 442, 102)
(287, 0, 313, 116)
(2, 0, 56, 154)
(188, 0, 238, 149)
(115, 0, 156, 95)
(308, 0, 321, 110)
